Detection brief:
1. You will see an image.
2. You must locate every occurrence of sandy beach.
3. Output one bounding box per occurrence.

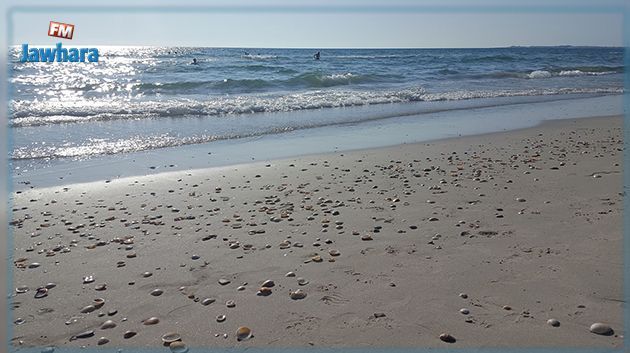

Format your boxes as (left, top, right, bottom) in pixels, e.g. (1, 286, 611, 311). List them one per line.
(9, 115, 623, 350)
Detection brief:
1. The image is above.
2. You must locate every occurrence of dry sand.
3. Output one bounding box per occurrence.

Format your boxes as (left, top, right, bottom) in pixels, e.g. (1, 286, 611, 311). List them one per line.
(9, 115, 624, 350)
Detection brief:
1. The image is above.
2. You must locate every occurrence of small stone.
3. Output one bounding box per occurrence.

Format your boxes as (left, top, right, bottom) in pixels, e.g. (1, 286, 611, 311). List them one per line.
(201, 298, 216, 306)
(257, 287, 272, 296)
(97, 337, 109, 345)
(460, 308, 470, 315)
(547, 319, 560, 327)
(216, 315, 226, 322)
(123, 330, 137, 339)
(459, 293, 468, 299)
(502, 305, 512, 311)
(151, 288, 164, 296)
(374, 312, 386, 318)
(285, 272, 296, 277)
(290, 289, 307, 300)
(100, 320, 116, 329)
(590, 323, 613, 335)
(361, 234, 373, 241)
(328, 249, 340, 256)
(439, 333, 456, 343)
(226, 300, 236, 308)
(143, 317, 159, 325)
(236, 326, 252, 341)
(71, 330, 94, 340)
(218, 278, 230, 285)
(261, 280, 275, 288)
(297, 277, 309, 286)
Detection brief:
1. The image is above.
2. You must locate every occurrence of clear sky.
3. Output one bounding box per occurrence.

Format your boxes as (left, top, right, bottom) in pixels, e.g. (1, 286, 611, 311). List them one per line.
(8, 0, 625, 48)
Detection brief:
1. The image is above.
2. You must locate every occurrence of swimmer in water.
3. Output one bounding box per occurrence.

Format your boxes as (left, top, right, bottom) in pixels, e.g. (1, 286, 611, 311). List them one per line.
(314, 51, 320, 60)
(191, 58, 198, 65)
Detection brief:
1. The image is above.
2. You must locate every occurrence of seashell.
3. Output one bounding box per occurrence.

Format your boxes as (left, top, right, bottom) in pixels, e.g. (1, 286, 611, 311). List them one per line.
(71, 330, 95, 340)
(257, 287, 272, 296)
(95, 283, 107, 291)
(142, 271, 153, 278)
(502, 305, 512, 311)
(237, 285, 246, 291)
(290, 289, 307, 300)
(459, 293, 468, 299)
(311, 255, 323, 263)
(218, 278, 230, 285)
(97, 337, 109, 345)
(161, 332, 182, 344)
(14, 318, 25, 325)
(236, 326, 252, 341)
(590, 323, 613, 335)
(226, 300, 236, 308)
(547, 319, 560, 327)
(297, 277, 309, 286)
(45, 283, 56, 289)
(169, 341, 189, 353)
(261, 280, 275, 288)
(439, 333, 456, 343)
(328, 249, 340, 256)
(216, 314, 226, 322)
(285, 271, 296, 277)
(143, 317, 159, 325)
(34, 287, 48, 299)
(15, 286, 29, 294)
(93, 298, 105, 309)
(29, 262, 41, 269)
(100, 320, 116, 329)
(108, 309, 118, 316)
(361, 234, 373, 241)
(151, 288, 164, 296)
(123, 330, 137, 339)
(460, 308, 470, 315)
(80, 305, 96, 313)
(83, 275, 94, 284)
(201, 298, 216, 306)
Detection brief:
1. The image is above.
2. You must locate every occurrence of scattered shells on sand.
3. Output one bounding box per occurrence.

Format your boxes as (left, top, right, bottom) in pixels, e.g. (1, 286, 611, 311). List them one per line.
(236, 326, 252, 341)
(100, 320, 116, 329)
(439, 333, 456, 343)
(290, 289, 307, 300)
(143, 317, 160, 325)
(161, 332, 182, 344)
(169, 341, 189, 353)
(547, 319, 560, 327)
(590, 323, 613, 335)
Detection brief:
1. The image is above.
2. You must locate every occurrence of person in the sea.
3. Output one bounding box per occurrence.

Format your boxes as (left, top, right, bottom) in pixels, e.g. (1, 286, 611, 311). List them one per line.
(314, 51, 320, 60)
(191, 58, 198, 65)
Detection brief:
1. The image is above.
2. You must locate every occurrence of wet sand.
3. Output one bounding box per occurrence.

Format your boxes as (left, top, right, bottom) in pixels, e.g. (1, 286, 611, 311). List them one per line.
(9, 115, 623, 350)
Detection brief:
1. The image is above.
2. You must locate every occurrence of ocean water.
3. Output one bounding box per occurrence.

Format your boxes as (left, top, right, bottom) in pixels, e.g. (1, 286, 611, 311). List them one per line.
(9, 46, 623, 170)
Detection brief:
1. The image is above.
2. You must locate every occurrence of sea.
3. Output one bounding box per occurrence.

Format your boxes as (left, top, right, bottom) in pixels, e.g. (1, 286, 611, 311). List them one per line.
(8, 46, 624, 187)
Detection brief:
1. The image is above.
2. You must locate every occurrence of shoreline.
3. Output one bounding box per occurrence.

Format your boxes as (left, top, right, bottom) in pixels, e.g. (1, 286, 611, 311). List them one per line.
(10, 114, 623, 348)
(11, 94, 623, 191)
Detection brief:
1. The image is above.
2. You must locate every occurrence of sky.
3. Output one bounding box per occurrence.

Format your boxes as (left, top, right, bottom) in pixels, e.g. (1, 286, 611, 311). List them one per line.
(6, 1, 627, 48)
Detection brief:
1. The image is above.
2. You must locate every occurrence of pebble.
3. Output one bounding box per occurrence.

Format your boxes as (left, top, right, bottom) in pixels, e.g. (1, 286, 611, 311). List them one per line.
(150, 288, 164, 296)
(15, 286, 29, 294)
(459, 293, 468, 299)
(297, 277, 309, 286)
(218, 278, 231, 285)
(290, 289, 307, 300)
(161, 332, 182, 344)
(34, 287, 48, 299)
(361, 234, 373, 241)
(169, 341, 189, 353)
(141, 271, 152, 278)
(589, 323, 613, 335)
(439, 333, 456, 343)
(201, 298, 216, 306)
(285, 271, 296, 277)
(143, 317, 160, 325)
(547, 319, 560, 327)
(97, 337, 109, 345)
(216, 314, 226, 322)
(502, 305, 512, 311)
(123, 330, 137, 339)
(257, 287, 272, 296)
(460, 308, 470, 315)
(70, 330, 94, 340)
(236, 326, 252, 341)
(261, 280, 275, 288)
(83, 275, 94, 284)
(226, 300, 236, 308)
(328, 249, 340, 256)
(100, 320, 117, 329)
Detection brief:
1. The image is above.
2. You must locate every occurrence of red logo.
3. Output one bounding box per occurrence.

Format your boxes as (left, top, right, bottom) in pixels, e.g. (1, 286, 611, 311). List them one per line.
(48, 21, 74, 40)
